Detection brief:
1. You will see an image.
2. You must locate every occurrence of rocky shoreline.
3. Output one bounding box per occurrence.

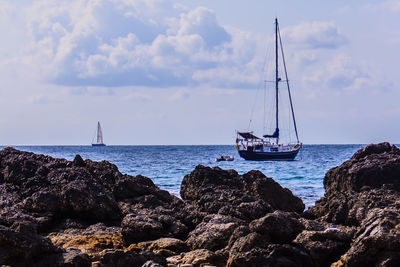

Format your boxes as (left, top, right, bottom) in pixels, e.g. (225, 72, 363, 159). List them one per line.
(0, 142, 400, 266)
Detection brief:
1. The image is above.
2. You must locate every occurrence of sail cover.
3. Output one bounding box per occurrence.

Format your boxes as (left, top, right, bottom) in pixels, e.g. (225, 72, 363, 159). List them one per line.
(263, 128, 279, 138)
(238, 132, 261, 140)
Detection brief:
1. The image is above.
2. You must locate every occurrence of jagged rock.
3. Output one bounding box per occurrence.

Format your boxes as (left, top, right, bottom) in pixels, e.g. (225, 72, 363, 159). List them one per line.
(121, 208, 189, 245)
(180, 249, 225, 267)
(229, 232, 270, 256)
(305, 143, 400, 266)
(294, 228, 353, 266)
(121, 214, 164, 244)
(4, 143, 400, 267)
(47, 223, 124, 255)
(60, 248, 91, 267)
(226, 244, 315, 267)
(96, 249, 166, 267)
(186, 214, 243, 251)
(180, 165, 304, 218)
(241, 170, 305, 213)
(138, 237, 189, 254)
(0, 225, 62, 267)
(249, 211, 304, 243)
(324, 142, 400, 196)
(334, 208, 400, 266)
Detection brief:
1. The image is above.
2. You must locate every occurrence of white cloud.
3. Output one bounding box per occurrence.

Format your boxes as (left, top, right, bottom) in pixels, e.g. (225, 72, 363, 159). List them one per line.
(364, 1, 400, 12)
(19, 0, 262, 88)
(168, 89, 189, 101)
(302, 54, 376, 93)
(283, 21, 346, 49)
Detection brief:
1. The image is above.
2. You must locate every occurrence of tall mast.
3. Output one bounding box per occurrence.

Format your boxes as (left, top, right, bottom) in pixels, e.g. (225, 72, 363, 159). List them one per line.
(275, 18, 279, 144)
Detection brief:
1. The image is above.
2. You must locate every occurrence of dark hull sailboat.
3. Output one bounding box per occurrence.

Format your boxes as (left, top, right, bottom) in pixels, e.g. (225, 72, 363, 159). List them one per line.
(92, 121, 106, 146)
(236, 18, 302, 161)
(92, 143, 106, 147)
(238, 145, 301, 161)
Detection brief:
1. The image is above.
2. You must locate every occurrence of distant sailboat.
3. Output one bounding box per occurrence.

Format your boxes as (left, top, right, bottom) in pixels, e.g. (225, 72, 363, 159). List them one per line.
(92, 121, 106, 146)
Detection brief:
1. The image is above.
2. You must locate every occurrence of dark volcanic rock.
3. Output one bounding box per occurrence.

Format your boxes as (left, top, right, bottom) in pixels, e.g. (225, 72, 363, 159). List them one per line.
(0, 147, 189, 266)
(249, 211, 304, 243)
(0, 147, 185, 230)
(0, 224, 70, 267)
(324, 142, 400, 196)
(305, 143, 400, 266)
(5, 143, 400, 267)
(186, 214, 243, 251)
(294, 228, 353, 266)
(180, 165, 304, 217)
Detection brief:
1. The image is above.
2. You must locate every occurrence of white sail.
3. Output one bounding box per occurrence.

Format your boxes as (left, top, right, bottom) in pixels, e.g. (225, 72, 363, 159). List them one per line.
(96, 122, 103, 144)
(92, 121, 105, 146)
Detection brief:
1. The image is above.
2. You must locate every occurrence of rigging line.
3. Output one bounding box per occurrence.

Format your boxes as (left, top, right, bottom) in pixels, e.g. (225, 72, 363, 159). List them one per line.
(278, 22, 300, 143)
(263, 79, 267, 134)
(248, 25, 274, 131)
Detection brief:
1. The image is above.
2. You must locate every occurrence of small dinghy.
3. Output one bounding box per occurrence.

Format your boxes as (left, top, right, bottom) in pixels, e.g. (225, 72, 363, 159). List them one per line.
(216, 155, 234, 162)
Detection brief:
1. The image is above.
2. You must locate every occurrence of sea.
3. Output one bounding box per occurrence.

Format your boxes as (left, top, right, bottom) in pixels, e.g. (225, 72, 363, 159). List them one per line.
(3, 145, 364, 208)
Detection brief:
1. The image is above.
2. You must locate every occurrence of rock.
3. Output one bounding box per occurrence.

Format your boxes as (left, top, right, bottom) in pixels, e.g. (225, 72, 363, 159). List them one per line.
(226, 245, 315, 267)
(141, 260, 163, 267)
(242, 170, 305, 213)
(121, 208, 189, 245)
(96, 249, 166, 267)
(47, 224, 124, 255)
(121, 214, 164, 244)
(180, 249, 225, 267)
(305, 143, 400, 266)
(138, 238, 189, 254)
(294, 229, 353, 266)
(0, 224, 62, 267)
(249, 211, 304, 243)
(7, 143, 400, 266)
(60, 248, 91, 267)
(180, 165, 304, 219)
(335, 208, 400, 266)
(324, 142, 400, 196)
(229, 232, 270, 255)
(186, 214, 243, 251)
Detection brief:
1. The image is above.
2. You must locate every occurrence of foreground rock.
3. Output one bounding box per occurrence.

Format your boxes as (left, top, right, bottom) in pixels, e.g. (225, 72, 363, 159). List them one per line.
(181, 165, 305, 217)
(0, 147, 186, 266)
(304, 142, 400, 266)
(1, 143, 400, 266)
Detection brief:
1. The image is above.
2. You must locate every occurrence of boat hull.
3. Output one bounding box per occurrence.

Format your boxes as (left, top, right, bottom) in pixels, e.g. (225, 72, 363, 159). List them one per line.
(238, 147, 300, 161)
(92, 144, 106, 147)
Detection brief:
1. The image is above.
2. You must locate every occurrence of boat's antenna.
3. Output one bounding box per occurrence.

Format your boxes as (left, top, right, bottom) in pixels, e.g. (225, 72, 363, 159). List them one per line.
(275, 18, 279, 144)
(277, 22, 300, 143)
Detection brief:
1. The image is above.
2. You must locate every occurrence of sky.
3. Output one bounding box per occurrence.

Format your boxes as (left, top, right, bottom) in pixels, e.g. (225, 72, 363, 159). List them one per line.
(0, 0, 399, 145)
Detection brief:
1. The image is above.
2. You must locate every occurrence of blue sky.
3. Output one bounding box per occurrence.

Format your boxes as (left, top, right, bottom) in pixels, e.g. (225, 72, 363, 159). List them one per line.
(0, 0, 399, 145)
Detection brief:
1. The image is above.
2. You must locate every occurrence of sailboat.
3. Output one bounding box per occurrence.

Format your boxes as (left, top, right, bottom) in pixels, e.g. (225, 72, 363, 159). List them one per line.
(236, 18, 302, 160)
(92, 121, 106, 147)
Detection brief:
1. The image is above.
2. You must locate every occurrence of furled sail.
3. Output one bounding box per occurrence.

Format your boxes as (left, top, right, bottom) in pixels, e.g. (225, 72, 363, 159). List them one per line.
(263, 128, 279, 138)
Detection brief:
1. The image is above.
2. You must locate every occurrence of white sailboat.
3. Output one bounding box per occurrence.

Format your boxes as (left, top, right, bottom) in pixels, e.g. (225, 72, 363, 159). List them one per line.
(236, 18, 302, 160)
(92, 121, 106, 146)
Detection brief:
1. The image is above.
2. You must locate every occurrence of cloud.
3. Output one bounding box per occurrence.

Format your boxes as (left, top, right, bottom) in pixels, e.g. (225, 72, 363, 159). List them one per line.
(364, 1, 400, 13)
(302, 54, 378, 93)
(168, 89, 189, 101)
(21, 0, 263, 88)
(283, 21, 346, 49)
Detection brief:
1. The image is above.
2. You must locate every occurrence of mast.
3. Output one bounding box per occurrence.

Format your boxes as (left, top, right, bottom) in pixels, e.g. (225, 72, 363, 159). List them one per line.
(97, 121, 103, 144)
(275, 18, 279, 144)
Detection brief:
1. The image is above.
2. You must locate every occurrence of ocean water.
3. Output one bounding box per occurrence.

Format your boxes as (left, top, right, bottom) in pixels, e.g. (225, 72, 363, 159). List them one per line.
(4, 145, 363, 208)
